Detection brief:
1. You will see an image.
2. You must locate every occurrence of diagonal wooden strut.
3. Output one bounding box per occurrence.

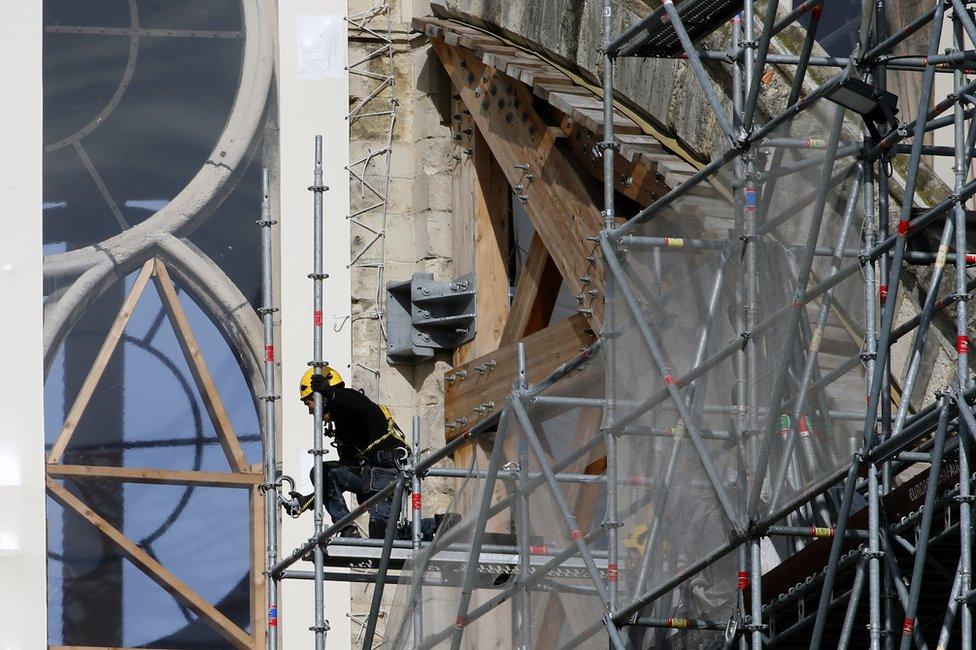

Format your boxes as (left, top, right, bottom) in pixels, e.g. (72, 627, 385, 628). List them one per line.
(48, 259, 156, 464)
(46, 477, 254, 650)
(500, 232, 561, 346)
(153, 258, 249, 473)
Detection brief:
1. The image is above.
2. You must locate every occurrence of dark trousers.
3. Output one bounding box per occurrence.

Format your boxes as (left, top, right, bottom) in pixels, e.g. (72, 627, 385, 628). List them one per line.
(313, 460, 438, 539)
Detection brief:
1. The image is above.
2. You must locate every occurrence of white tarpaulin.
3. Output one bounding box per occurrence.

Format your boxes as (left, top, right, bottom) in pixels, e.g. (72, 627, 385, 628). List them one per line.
(296, 14, 346, 80)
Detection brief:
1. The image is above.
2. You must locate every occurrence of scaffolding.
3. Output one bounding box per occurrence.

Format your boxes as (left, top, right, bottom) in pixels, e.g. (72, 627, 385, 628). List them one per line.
(267, 0, 976, 647)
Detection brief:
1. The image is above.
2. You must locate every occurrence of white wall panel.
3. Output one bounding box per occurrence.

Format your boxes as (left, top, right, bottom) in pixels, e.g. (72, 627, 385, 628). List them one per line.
(0, 4, 46, 649)
(278, 1, 353, 647)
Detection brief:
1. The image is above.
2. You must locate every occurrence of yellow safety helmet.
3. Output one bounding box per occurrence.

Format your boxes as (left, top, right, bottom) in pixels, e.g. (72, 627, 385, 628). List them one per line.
(299, 366, 344, 401)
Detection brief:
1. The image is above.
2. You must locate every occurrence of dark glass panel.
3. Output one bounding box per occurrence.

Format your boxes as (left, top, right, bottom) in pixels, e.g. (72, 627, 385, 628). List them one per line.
(43, 136, 125, 249)
(43, 32, 133, 145)
(188, 139, 264, 308)
(45, 0, 131, 28)
(139, 1, 244, 32)
(81, 35, 242, 229)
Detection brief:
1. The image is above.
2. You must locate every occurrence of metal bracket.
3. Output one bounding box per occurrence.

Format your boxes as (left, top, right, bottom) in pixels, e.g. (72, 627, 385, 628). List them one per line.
(386, 272, 477, 365)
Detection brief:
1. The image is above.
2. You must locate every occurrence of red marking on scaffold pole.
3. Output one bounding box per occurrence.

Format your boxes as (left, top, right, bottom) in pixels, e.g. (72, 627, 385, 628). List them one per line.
(966, 254, 976, 264)
(663, 374, 675, 385)
(811, 4, 822, 18)
(529, 545, 548, 555)
(897, 219, 910, 237)
(879, 284, 888, 304)
(608, 563, 619, 583)
(738, 571, 750, 590)
(571, 529, 583, 541)
(903, 617, 915, 635)
(959, 336, 970, 355)
(456, 616, 467, 629)
(412, 493, 422, 511)
(798, 416, 811, 437)
(265, 345, 274, 362)
(313, 310, 323, 326)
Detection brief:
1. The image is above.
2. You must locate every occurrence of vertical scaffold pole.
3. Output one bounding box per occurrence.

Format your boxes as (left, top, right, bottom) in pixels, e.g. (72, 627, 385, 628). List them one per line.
(516, 341, 532, 648)
(954, 15, 973, 650)
(309, 135, 329, 650)
(958, 393, 975, 650)
(259, 168, 280, 650)
(730, 19, 752, 648)
(898, 395, 950, 650)
(741, 0, 761, 517)
(601, 0, 620, 616)
(870, 3, 894, 644)
(863, 162, 882, 650)
(411, 415, 424, 647)
(749, 538, 762, 650)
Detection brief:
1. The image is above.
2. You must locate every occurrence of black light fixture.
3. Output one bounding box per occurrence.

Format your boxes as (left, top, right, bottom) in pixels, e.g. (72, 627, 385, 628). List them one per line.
(825, 77, 899, 141)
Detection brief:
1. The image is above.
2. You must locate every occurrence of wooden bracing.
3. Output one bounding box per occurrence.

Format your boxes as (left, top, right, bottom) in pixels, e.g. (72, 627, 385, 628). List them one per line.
(421, 17, 730, 440)
(46, 256, 264, 649)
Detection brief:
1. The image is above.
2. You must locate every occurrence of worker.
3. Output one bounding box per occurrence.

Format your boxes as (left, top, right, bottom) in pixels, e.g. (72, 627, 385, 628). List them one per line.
(284, 366, 451, 539)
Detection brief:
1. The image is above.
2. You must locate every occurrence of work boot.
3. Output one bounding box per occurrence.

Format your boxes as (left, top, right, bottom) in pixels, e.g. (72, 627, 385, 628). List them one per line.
(433, 512, 461, 535)
(337, 524, 361, 539)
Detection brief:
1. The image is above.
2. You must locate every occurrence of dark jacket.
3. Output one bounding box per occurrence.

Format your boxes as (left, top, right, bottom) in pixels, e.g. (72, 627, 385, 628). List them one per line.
(320, 386, 405, 463)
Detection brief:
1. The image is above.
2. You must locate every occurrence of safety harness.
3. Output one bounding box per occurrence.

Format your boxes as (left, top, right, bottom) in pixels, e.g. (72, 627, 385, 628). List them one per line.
(351, 404, 406, 464)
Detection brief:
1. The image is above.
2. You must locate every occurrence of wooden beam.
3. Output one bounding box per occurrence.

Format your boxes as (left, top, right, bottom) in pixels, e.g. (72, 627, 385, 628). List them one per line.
(445, 314, 596, 437)
(454, 118, 511, 365)
(46, 477, 254, 650)
(48, 259, 155, 464)
(47, 464, 262, 488)
(250, 486, 266, 650)
(451, 91, 477, 280)
(153, 259, 249, 473)
(430, 39, 605, 332)
(499, 233, 561, 345)
(450, 90, 513, 480)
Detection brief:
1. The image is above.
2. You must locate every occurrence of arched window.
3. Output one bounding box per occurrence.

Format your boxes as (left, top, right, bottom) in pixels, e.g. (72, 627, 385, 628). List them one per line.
(43, 1, 275, 647)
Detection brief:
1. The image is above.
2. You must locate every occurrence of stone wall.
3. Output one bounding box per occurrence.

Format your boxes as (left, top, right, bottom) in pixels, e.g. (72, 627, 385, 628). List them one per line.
(345, 0, 458, 642)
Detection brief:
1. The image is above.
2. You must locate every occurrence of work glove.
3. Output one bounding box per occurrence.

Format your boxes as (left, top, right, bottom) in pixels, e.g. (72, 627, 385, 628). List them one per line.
(309, 373, 331, 395)
(283, 491, 311, 518)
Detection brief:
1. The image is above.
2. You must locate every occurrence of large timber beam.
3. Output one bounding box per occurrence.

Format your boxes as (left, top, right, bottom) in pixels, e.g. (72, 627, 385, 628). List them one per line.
(430, 38, 606, 332)
(500, 233, 562, 345)
(452, 107, 511, 365)
(444, 314, 596, 435)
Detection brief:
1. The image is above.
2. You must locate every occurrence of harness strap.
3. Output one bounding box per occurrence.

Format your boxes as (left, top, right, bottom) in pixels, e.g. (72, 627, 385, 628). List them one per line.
(355, 419, 406, 460)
